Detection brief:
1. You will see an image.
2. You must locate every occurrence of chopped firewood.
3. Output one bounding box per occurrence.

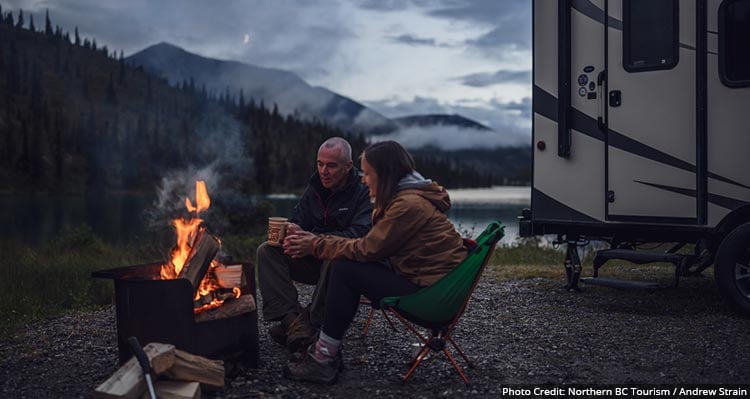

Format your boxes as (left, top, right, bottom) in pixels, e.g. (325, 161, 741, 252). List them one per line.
(177, 227, 220, 291)
(93, 343, 175, 399)
(163, 349, 225, 391)
(139, 381, 200, 399)
(194, 293, 256, 323)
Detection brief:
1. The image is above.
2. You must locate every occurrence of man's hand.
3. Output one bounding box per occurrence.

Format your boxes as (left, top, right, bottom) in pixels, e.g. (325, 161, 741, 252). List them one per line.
(283, 230, 316, 259)
(285, 223, 304, 237)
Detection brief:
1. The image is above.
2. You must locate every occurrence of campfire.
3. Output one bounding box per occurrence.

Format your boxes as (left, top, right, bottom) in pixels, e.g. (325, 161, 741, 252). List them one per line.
(92, 180, 259, 368)
(159, 180, 242, 315)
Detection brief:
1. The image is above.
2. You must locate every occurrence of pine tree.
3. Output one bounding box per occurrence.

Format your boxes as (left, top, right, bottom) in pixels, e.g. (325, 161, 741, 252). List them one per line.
(106, 72, 117, 105)
(28, 14, 35, 32)
(5, 11, 13, 27)
(118, 50, 126, 86)
(45, 9, 52, 36)
(7, 41, 20, 95)
(74, 26, 80, 46)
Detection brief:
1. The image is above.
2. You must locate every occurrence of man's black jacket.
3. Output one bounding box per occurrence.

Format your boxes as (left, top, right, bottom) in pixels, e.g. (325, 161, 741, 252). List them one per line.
(290, 168, 373, 238)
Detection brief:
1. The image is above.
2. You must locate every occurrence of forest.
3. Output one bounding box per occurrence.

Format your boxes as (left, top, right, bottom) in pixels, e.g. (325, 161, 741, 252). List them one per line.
(0, 5, 526, 196)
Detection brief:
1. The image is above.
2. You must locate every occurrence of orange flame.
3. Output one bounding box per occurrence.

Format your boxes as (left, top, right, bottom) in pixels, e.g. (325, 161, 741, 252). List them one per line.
(186, 180, 211, 214)
(160, 180, 212, 279)
(159, 180, 243, 314)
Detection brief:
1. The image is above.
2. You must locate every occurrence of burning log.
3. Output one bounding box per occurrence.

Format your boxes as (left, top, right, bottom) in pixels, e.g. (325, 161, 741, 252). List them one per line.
(177, 227, 220, 291)
(194, 294, 256, 324)
(194, 288, 238, 309)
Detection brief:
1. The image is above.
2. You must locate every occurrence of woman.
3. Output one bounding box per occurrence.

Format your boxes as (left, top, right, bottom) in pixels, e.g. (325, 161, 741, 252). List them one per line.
(281, 140, 468, 384)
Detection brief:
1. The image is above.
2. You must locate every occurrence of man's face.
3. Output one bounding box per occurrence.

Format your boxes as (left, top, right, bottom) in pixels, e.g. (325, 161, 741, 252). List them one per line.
(317, 145, 352, 191)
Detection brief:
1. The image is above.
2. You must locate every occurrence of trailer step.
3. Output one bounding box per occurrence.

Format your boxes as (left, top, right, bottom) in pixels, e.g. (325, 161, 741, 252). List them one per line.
(594, 249, 685, 265)
(580, 277, 661, 290)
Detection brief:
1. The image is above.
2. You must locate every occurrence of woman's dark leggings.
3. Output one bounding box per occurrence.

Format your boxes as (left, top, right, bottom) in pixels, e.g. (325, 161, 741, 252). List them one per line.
(321, 259, 422, 340)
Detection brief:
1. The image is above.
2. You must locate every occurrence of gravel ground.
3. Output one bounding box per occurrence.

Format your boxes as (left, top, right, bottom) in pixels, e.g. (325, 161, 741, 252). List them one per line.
(2, 273, 749, 398)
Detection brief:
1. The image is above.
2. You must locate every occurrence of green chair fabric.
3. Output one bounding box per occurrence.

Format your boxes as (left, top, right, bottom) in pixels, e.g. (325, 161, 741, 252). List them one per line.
(380, 221, 505, 325)
(378, 221, 505, 385)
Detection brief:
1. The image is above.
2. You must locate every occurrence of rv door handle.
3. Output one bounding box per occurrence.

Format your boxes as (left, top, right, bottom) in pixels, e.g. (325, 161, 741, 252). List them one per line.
(609, 90, 622, 107)
(597, 71, 606, 130)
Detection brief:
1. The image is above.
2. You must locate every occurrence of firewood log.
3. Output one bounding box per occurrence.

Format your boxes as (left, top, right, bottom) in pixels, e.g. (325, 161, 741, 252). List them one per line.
(163, 349, 225, 390)
(93, 343, 175, 399)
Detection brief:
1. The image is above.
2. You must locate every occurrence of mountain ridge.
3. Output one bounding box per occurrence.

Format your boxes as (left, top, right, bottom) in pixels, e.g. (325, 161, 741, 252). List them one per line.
(127, 42, 398, 134)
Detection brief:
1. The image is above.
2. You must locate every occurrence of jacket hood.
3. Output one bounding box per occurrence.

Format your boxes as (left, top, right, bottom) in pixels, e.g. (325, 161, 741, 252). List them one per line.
(398, 174, 451, 213)
(396, 171, 432, 191)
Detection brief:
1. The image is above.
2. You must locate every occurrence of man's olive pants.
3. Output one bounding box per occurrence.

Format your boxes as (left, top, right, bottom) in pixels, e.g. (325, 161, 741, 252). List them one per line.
(256, 242, 330, 326)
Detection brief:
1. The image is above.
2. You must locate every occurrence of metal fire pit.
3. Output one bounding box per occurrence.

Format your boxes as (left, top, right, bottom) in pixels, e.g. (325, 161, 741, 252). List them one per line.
(92, 261, 259, 367)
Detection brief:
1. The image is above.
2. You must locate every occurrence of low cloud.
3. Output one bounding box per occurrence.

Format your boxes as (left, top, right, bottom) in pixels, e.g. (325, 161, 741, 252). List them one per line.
(458, 69, 530, 87)
(374, 125, 528, 151)
(390, 34, 451, 48)
(365, 95, 532, 142)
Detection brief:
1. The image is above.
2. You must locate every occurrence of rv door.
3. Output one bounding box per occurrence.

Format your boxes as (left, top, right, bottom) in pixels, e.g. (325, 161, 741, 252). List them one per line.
(605, 0, 699, 224)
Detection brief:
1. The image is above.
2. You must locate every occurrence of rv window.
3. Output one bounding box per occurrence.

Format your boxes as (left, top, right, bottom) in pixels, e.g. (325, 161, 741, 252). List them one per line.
(720, 0, 750, 87)
(623, 0, 679, 72)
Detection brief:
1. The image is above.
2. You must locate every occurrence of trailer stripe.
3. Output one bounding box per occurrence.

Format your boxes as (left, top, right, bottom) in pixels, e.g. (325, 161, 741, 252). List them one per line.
(534, 85, 750, 191)
(634, 181, 747, 210)
(571, 0, 622, 30)
(572, 0, 695, 51)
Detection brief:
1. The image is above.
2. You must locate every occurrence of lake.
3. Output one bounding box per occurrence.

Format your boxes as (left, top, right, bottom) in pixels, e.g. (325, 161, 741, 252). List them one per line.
(0, 186, 529, 246)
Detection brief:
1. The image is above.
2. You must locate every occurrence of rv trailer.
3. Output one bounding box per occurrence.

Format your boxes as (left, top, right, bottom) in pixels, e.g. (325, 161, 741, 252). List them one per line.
(520, 0, 750, 314)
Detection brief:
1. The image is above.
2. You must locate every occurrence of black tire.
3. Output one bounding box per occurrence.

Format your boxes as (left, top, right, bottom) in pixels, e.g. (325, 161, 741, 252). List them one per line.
(714, 222, 750, 316)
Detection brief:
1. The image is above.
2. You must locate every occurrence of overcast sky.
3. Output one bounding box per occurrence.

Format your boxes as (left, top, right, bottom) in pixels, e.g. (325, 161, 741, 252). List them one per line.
(5, 0, 532, 140)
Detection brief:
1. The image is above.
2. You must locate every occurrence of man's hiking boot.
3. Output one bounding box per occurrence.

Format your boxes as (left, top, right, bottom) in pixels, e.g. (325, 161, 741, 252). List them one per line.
(283, 344, 341, 384)
(285, 309, 318, 353)
(268, 323, 287, 346)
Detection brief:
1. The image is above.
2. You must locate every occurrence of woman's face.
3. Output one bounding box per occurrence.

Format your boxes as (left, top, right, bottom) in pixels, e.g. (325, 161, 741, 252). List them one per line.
(361, 155, 378, 199)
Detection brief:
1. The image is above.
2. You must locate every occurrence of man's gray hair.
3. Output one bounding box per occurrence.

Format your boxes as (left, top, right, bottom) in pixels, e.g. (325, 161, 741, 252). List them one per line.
(319, 137, 352, 163)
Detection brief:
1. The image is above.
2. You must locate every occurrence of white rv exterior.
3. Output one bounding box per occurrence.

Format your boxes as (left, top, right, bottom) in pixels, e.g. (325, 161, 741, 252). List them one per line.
(522, 0, 750, 314)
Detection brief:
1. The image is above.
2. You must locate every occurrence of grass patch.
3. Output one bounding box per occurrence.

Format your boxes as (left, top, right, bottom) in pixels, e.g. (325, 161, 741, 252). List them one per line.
(0, 225, 267, 335)
(1, 227, 703, 335)
(486, 240, 702, 284)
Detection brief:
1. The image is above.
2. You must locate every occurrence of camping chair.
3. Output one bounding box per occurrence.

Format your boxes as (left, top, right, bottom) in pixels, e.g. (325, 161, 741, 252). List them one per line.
(359, 238, 479, 336)
(379, 221, 505, 386)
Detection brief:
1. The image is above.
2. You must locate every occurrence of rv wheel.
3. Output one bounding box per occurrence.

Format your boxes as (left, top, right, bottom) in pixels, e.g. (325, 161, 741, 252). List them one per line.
(714, 222, 750, 316)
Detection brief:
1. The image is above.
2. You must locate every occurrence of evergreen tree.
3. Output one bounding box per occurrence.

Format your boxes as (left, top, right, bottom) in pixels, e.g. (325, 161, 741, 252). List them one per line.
(7, 41, 20, 95)
(118, 50, 125, 85)
(74, 26, 80, 46)
(16, 9, 24, 29)
(28, 14, 35, 32)
(4, 11, 13, 27)
(54, 112, 63, 183)
(45, 9, 52, 36)
(106, 72, 117, 105)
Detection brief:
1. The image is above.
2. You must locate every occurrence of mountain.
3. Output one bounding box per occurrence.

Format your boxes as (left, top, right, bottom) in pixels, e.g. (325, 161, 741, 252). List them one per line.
(393, 114, 492, 131)
(127, 43, 396, 134)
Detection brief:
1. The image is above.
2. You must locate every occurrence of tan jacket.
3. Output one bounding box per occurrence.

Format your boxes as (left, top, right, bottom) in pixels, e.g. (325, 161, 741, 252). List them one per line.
(311, 182, 468, 286)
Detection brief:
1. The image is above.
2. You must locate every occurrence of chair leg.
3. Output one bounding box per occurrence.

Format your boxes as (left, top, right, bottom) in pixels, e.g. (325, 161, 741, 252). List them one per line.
(443, 347, 471, 386)
(361, 307, 375, 335)
(381, 309, 398, 332)
(447, 335, 473, 368)
(402, 345, 431, 384)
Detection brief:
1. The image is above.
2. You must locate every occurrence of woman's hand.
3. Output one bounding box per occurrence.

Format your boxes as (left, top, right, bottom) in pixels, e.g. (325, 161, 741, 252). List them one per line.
(283, 230, 316, 259)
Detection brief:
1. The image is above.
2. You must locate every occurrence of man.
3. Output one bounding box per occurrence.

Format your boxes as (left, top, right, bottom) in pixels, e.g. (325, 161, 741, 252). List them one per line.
(257, 137, 373, 352)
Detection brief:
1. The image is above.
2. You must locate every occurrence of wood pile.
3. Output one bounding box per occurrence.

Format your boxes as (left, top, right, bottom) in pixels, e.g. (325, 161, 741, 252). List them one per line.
(93, 343, 224, 399)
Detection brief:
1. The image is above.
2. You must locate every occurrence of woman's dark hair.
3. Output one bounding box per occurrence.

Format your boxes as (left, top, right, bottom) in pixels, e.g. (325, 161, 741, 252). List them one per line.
(362, 140, 415, 216)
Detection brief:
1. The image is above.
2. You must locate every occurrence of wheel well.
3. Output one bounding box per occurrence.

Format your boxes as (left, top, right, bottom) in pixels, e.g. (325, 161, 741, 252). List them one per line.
(715, 204, 750, 239)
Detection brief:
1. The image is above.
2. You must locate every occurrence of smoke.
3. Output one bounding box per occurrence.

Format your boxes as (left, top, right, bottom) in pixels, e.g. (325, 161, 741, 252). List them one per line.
(374, 125, 529, 151)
